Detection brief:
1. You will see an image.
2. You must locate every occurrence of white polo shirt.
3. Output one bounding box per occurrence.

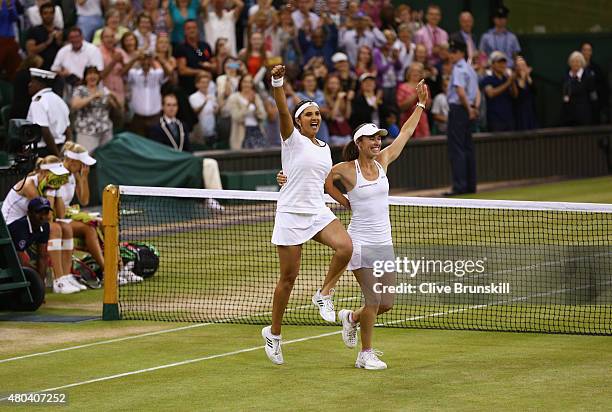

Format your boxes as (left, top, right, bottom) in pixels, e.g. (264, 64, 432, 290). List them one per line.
(26, 88, 70, 147)
(51, 41, 104, 79)
(127, 67, 166, 116)
(205, 9, 237, 56)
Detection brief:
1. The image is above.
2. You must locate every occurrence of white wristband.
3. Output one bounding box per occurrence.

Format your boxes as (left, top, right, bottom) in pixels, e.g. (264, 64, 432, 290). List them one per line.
(416, 102, 426, 110)
(271, 77, 284, 88)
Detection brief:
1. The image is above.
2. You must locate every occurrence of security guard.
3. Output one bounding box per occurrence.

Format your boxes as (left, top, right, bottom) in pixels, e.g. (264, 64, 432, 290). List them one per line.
(26, 68, 71, 157)
(445, 36, 480, 196)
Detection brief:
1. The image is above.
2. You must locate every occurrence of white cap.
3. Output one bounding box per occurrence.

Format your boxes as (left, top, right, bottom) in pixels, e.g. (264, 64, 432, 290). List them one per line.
(359, 72, 376, 82)
(331, 52, 349, 63)
(39, 162, 70, 175)
(30, 68, 57, 80)
(65, 150, 96, 166)
(353, 123, 388, 142)
(489, 50, 508, 64)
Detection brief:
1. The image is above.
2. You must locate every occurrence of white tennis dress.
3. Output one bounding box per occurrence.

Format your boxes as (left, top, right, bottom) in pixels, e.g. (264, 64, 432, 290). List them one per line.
(272, 128, 335, 245)
(346, 160, 394, 270)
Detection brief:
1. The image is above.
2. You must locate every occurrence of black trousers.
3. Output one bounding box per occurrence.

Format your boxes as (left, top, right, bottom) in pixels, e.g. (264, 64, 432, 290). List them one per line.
(447, 104, 476, 193)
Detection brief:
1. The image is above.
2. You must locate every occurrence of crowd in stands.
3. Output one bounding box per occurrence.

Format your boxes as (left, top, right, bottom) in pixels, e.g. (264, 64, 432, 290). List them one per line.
(1, 0, 609, 153)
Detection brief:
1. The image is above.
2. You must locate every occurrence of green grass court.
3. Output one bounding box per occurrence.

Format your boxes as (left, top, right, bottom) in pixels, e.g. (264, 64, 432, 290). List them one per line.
(1, 177, 612, 411)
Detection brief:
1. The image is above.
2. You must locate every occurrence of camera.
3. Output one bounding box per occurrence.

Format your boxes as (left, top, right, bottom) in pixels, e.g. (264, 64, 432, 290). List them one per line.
(0, 119, 41, 176)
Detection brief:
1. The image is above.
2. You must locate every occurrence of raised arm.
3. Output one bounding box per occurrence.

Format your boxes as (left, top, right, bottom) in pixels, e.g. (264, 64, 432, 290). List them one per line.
(271, 65, 294, 140)
(379, 80, 427, 167)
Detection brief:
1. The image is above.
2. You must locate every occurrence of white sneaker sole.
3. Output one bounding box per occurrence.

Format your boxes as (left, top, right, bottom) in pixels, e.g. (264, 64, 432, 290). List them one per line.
(355, 361, 387, 370)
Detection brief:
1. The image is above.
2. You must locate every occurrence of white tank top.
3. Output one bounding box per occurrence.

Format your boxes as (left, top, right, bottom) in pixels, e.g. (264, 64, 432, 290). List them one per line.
(277, 128, 332, 214)
(57, 174, 77, 208)
(347, 160, 392, 245)
(1, 175, 39, 225)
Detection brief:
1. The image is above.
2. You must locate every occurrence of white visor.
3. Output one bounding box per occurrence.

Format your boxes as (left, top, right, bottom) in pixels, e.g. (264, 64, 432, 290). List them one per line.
(40, 162, 70, 175)
(353, 123, 388, 143)
(294, 102, 320, 119)
(65, 150, 96, 165)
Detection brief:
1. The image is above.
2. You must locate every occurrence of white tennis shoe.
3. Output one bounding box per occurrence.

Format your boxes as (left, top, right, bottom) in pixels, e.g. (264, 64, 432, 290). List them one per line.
(53, 275, 81, 294)
(338, 309, 358, 348)
(261, 326, 283, 365)
(118, 262, 143, 286)
(68, 275, 87, 291)
(355, 349, 387, 370)
(312, 289, 336, 322)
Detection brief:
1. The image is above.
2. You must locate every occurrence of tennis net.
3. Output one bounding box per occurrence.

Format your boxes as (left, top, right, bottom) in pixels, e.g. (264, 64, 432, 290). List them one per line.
(106, 185, 612, 335)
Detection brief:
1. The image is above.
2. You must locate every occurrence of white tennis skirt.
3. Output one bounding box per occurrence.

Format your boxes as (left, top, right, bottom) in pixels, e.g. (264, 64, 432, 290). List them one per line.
(271, 208, 337, 246)
(347, 242, 395, 271)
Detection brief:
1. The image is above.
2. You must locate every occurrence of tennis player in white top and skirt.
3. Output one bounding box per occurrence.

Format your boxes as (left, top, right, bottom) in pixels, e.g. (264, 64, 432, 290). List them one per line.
(324, 80, 428, 370)
(262, 65, 353, 365)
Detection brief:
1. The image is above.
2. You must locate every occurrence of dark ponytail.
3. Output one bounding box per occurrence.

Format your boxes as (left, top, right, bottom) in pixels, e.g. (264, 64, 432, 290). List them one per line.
(343, 139, 359, 161)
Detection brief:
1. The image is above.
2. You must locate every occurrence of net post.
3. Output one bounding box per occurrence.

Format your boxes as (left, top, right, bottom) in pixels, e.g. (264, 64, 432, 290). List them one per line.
(102, 184, 120, 320)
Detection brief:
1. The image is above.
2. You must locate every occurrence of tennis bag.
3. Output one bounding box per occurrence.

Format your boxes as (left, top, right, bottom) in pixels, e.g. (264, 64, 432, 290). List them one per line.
(120, 242, 160, 279)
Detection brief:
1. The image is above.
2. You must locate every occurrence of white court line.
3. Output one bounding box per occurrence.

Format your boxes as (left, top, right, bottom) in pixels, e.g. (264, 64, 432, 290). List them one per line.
(3, 252, 606, 364)
(0, 322, 213, 364)
(0, 296, 361, 365)
(3, 279, 608, 400)
(0, 330, 343, 401)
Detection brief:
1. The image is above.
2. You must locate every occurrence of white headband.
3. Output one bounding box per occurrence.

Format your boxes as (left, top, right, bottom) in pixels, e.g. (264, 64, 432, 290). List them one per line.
(65, 150, 96, 165)
(40, 162, 63, 171)
(294, 102, 320, 119)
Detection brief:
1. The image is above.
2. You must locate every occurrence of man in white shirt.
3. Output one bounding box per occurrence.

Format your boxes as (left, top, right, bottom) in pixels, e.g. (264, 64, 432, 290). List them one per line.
(291, 0, 320, 32)
(204, 0, 243, 57)
(126, 53, 166, 137)
(189, 71, 218, 147)
(26, 68, 71, 157)
(51, 26, 103, 81)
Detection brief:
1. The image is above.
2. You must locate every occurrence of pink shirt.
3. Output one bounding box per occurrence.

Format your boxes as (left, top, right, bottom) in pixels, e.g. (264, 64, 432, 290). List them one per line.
(396, 83, 430, 138)
(100, 45, 128, 105)
(414, 24, 448, 66)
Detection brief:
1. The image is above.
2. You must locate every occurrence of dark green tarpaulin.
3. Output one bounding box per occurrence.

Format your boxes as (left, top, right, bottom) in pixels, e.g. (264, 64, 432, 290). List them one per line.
(95, 132, 203, 196)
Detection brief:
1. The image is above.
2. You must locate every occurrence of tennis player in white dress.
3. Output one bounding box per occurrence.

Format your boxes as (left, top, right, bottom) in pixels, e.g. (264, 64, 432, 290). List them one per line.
(276, 81, 428, 368)
(262, 65, 353, 365)
(325, 81, 428, 370)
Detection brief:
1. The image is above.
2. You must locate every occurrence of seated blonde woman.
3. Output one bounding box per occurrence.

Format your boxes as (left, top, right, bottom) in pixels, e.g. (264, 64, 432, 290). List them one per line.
(1, 156, 83, 294)
(57, 142, 104, 273)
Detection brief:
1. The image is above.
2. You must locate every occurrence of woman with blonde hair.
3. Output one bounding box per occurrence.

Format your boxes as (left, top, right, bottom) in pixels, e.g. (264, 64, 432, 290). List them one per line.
(58, 142, 106, 274)
(155, 33, 178, 83)
(1, 156, 82, 294)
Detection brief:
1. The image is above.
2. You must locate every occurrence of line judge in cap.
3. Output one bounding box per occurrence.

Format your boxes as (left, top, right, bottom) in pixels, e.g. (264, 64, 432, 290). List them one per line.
(445, 35, 480, 196)
(478, 5, 521, 67)
(27, 68, 72, 157)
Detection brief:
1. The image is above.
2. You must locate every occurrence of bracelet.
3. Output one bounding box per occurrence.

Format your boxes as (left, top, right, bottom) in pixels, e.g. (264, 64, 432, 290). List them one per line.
(416, 102, 426, 110)
(271, 77, 284, 88)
